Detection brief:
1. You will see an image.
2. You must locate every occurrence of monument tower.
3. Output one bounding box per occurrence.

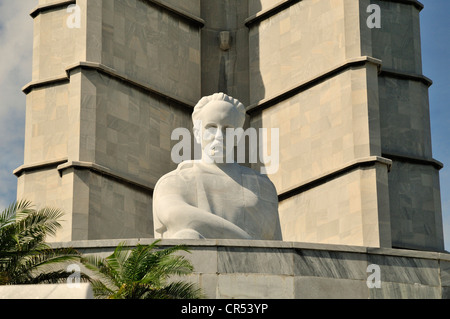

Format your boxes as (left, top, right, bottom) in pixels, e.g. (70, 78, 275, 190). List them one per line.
(16, 0, 444, 252)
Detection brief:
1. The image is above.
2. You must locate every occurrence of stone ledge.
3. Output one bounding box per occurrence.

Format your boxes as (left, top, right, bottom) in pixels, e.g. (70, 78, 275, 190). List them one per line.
(245, 0, 424, 27)
(29, 0, 205, 27)
(141, 0, 205, 28)
(278, 156, 392, 202)
(13, 157, 69, 177)
(49, 239, 450, 298)
(22, 61, 196, 111)
(245, 0, 302, 28)
(247, 56, 433, 114)
(379, 68, 433, 87)
(0, 283, 93, 299)
(14, 159, 155, 194)
(382, 152, 444, 170)
(49, 238, 447, 260)
(22, 75, 69, 94)
(57, 160, 155, 194)
(67, 61, 196, 109)
(30, 0, 76, 18)
(246, 56, 383, 114)
(383, 0, 424, 11)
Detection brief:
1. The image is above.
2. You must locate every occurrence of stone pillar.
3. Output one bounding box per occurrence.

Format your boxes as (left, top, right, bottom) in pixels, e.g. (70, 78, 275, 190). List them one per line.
(16, 0, 444, 251)
(16, 0, 202, 241)
(246, 0, 443, 251)
(360, 0, 444, 251)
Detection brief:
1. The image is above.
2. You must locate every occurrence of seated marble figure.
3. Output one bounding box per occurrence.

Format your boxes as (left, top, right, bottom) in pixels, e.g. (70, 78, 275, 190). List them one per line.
(152, 93, 282, 240)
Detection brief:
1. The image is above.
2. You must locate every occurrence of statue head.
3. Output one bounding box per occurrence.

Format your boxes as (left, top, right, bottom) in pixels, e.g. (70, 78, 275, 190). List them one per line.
(192, 93, 246, 163)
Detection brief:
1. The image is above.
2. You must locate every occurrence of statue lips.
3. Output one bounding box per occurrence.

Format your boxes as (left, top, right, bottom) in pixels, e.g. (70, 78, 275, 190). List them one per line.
(209, 142, 225, 157)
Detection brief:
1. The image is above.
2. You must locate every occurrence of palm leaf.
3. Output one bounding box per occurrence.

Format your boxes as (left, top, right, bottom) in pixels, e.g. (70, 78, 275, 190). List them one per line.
(81, 255, 121, 291)
(123, 244, 158, 282)
(145, 281, 204, 299)
(0, 201, 91, 286)
(27, 269, 90, 285)
(103, 242, 131, 286)
(0, 200, 33, 230)
(82, 240, 203, 299)
(15, 207, 64, 240)
(89, 279, 117, 299)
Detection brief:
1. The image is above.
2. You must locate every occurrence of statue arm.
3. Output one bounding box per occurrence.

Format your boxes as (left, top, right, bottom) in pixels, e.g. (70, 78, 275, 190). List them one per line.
(156, 196, 251, 239)
(153, 177, 251, 239)
(256, 173, 283, 240)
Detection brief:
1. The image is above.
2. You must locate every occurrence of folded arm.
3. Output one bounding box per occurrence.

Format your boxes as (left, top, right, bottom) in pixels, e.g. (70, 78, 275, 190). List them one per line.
(153, 178, 251, 239)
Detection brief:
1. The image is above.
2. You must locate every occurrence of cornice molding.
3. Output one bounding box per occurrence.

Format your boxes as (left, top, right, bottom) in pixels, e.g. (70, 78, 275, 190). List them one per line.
(278, 156, 392, 202)
(14, 158, 154, 194)
(30, 0, 205, 28)
(247, 56, 433, 114)
(245, 0, 424, 27)
(382, 152, 444, 170)
(57, 161, 155, 194)
(30, 0, 76, 18)
(247, 56, 382, 114)
(22, 61, 196, 111)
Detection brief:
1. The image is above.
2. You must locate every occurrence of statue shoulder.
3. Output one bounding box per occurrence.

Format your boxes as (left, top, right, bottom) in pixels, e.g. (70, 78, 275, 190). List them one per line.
(239, 165, 278, 202)
(239, 165, 274, 183)
(154, 160, 197, 193)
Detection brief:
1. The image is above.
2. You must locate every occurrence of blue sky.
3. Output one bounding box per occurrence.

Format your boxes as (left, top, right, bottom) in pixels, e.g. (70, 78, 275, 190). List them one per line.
(0, 0, 449, 248)
(421, 0, 450, 249)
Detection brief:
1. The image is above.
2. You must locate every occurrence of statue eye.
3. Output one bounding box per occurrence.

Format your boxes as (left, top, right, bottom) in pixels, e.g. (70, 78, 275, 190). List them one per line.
(203, 126, 217, 139)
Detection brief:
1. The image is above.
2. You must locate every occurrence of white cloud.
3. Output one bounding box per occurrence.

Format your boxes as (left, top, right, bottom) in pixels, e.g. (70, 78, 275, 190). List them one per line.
(0, 0, 36, 210)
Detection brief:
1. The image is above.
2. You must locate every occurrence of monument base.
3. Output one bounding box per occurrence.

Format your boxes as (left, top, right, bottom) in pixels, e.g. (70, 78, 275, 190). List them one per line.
(52, 239, 450, 299)
(0, 283, 93, 299)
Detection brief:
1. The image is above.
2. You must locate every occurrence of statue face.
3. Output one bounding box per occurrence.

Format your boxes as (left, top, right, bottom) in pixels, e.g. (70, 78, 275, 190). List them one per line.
(194, 100, 241, 163)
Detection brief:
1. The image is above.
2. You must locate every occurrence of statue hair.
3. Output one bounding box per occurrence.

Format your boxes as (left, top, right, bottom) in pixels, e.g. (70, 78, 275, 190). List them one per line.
(192, 93, 246, 129)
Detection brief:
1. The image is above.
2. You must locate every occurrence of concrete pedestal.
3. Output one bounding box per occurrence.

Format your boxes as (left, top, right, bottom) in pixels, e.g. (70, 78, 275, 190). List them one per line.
(0, 283, 93, 299)
(52, 239, 450, 299)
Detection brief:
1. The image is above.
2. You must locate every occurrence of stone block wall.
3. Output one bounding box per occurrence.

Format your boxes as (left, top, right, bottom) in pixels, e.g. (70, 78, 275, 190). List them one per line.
(53, 239, 450, 299)
(17, 0, 200, 241)
(16, 0, 444, 251)
(246, 0, 443, 250)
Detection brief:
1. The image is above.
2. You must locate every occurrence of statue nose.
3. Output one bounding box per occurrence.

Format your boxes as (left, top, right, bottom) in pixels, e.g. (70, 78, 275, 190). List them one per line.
(215, 128, 225, 140)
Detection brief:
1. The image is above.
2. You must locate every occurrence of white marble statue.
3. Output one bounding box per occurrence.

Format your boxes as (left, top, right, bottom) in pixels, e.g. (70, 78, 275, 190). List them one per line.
(152, 93, 282, 240)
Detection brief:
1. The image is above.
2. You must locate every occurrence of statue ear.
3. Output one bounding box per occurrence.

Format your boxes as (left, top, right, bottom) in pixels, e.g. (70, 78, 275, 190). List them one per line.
(193, 120, 202, 144)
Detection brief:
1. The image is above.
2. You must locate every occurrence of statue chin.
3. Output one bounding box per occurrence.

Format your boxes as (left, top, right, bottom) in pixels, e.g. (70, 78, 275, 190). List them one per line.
(205, 148, 227, 163)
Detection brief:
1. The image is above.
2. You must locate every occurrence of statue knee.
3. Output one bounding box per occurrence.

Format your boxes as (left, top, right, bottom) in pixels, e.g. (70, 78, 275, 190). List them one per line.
(172, 229, 205, 239)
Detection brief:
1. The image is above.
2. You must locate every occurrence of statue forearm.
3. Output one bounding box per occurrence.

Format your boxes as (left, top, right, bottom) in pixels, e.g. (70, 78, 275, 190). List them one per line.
(156, 201, 251, 239)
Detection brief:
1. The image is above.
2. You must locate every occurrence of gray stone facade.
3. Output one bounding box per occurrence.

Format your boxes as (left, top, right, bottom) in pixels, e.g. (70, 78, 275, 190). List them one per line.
(16, 0, 444, 251)
(52, 239, 450, 299)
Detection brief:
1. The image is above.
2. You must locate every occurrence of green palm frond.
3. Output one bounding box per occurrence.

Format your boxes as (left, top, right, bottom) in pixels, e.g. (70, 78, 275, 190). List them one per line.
(15, 206, 64, 241)
(89, 278, 117, 299)
(145, 281, 204, 299)
(22, 247, 81, 273)
(82, 240, 203, 299)
(28, 269, 90, 285)
(0, 201, 90, 286)
(105, 242, 130, 279)
(0, 200, 33, 230)
(142, 255, 193, 286)
(82, 253, 124, 290)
